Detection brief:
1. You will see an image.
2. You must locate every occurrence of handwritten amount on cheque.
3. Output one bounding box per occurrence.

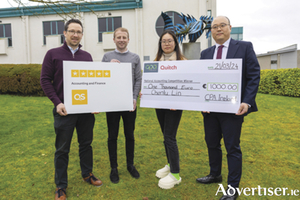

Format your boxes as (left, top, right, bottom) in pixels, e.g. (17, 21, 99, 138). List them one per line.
(143, 80, 200, 96)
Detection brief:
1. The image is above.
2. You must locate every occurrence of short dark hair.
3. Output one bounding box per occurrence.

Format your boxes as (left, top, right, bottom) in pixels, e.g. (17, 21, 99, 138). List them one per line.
(114, 27, 129, 38)
(154, 30, 185, 61)
(64, 19, 83, 32)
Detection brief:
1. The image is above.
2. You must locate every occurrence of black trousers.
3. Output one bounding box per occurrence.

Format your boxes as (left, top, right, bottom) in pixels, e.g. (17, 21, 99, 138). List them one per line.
(106, 109, 137, 168)
(203, 112, 244, 188)
(155, 109, 182, 173)
(53, 108, 95, 189)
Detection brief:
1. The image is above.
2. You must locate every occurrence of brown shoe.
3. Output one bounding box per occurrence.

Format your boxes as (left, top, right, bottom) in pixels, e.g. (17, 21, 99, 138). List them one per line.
(83, 173, 103, 187)
(55, 188, 66, 200)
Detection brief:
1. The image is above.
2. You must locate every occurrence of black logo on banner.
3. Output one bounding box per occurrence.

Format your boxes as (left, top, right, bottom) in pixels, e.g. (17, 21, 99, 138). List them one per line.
(144, 63, 159, 73)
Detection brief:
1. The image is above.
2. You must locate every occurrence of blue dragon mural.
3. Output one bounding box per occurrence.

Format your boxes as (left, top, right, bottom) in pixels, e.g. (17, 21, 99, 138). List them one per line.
(161, 11, 213, 43)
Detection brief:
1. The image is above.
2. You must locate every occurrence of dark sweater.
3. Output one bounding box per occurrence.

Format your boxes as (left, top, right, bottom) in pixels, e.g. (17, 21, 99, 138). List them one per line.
(40, 42, 93, 107)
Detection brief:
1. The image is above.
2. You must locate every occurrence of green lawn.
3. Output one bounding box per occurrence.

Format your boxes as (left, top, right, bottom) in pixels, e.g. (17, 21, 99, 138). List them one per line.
(0, 93, 299, 199)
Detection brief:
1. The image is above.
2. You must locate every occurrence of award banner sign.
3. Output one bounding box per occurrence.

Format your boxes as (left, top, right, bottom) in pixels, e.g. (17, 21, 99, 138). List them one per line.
(140, 59, 242, 113)
(63, 61, 133, 114)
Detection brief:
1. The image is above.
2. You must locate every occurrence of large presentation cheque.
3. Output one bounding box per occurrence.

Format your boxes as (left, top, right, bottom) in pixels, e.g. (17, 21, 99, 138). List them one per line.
(140, 59, 242, 113)
(63, 61, 133, 114)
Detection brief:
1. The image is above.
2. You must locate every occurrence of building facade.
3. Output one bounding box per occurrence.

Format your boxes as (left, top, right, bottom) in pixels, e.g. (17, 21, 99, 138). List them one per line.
(257, 44, 300, 70)
(230, 27, 243, 41)
(0, 0, 216, 64)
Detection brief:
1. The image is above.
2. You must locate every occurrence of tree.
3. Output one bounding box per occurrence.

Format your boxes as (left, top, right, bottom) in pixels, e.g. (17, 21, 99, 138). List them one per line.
(7, 0, 118, 20)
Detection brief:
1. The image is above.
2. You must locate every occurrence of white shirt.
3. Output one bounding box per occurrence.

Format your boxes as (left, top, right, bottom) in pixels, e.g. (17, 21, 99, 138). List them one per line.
(213, 38, 231, 59)
(68, 46, 79, 55)
(115, 48, 129, 54)
(213, 38, 251, 108)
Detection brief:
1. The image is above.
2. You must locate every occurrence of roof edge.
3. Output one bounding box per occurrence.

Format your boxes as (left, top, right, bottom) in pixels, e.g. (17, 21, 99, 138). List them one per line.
(0, 0, 143, 18)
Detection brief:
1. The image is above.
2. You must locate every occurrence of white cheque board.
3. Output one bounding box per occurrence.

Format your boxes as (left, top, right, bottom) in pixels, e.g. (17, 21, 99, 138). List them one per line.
(63, 61, 133, 114)
(140, 59, 242, 113)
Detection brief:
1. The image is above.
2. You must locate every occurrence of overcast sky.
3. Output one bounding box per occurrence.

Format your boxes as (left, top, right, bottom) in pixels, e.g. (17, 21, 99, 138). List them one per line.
(217, 0, 300, 54)
(1, 0, 299, 54)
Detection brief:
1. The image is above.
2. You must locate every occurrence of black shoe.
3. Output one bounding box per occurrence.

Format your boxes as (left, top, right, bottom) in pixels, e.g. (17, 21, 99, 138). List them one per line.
(219, 192, 238, 200)
(110, 168, 119, 183)
(127, 165, 140, 179)
(196, 174, 222, 184)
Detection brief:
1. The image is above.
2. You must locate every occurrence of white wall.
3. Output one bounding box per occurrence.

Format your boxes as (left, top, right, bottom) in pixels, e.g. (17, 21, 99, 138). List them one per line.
(0, 16, 28, 63)
(28, 15, 65, 64)
(280, 51, 297, 69)
(271, 54, 278, 69)
(0, 0, 216, 64)
(142, 0, 216, 61)
(84, 9, 139, 62)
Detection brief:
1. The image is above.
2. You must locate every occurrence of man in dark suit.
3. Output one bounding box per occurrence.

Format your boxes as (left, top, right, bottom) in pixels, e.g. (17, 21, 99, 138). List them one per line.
(196, 16, 260, 200)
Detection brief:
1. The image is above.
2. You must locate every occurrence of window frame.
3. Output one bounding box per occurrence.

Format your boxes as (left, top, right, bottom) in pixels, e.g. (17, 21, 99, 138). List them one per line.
(42, 20, 65, 45)
(0, 24, 12, 47)
(98, 17, 122, 42)
(230, 27, 243, 41)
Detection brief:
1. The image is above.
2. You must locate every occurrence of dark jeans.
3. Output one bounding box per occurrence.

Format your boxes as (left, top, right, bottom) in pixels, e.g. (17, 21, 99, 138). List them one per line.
(203, 113, 244, 188)
(106, 109, 137, 168)
(53, 108, 95, 189)
(155, 109, 182, 173)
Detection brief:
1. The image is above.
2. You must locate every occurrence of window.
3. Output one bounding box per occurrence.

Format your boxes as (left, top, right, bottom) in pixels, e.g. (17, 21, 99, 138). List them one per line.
(231, 34, 243, 41)
(271, 60, 277, 64)
(231, 27, 243, 41)
(155, 11, 184, 37)
(43, 21, 65, 45)
(98, 17, 122, 42)
(0, 24, 12, 47)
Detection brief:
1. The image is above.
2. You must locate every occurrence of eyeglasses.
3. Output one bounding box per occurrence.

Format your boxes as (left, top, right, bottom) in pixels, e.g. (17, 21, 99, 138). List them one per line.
(67, 30, 83, 35)
(211, 23, 230, 30)
(161, 40, 174, 45)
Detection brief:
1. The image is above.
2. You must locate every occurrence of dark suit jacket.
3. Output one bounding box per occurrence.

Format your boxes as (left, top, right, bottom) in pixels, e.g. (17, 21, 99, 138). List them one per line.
(200, 38, 260, 115)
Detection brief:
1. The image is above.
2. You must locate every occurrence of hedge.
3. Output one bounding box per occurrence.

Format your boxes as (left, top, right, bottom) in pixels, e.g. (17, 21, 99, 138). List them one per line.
(258, 68, 300, 97)
(1, 64, 300, 97)
(0, 64, 44, 96)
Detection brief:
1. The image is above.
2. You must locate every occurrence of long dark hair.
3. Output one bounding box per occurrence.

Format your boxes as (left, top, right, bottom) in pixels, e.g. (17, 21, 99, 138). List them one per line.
(154, 30, 185, 61)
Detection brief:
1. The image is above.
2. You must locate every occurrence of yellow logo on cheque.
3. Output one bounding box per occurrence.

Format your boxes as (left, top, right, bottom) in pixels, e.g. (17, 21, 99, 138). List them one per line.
(72, 90, 88, 105)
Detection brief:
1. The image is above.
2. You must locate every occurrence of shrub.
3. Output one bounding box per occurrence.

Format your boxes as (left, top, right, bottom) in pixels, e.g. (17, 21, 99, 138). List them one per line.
(1, 65, 300, 97)
(0, 64, 44, 96)
(258, 68, 300, 97)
